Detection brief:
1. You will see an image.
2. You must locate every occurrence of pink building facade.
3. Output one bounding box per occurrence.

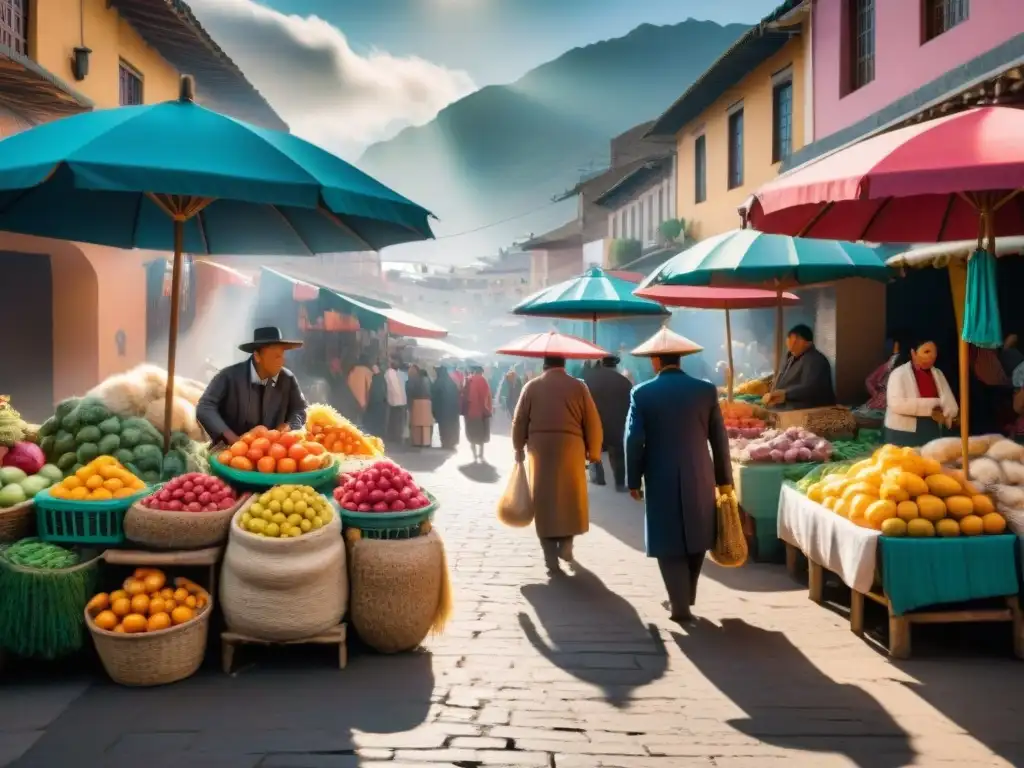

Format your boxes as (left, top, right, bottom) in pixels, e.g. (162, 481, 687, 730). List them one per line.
(786, 0, 1024, 169)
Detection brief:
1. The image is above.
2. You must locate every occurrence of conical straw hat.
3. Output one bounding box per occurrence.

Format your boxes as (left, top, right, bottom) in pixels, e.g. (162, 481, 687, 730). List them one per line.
(631, 327, 703, 357)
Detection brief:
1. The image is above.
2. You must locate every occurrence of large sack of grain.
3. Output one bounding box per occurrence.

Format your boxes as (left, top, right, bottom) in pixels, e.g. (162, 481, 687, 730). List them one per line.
(348, 531, 451, 653)
(124, 494, 250, 550)
(220, 508, 346, 641)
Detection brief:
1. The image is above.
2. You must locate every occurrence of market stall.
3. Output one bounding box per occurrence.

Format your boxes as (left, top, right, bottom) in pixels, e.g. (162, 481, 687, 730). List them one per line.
(778, 441, 1023, 659)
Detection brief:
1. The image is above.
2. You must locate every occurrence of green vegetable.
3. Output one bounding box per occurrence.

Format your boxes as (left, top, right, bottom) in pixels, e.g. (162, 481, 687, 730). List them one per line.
(141, 470, 161, 485)
(53, 398, 80, 423)
(98, 416, 121, 435)
(97, 433, 121, 456)
(69, 464, 83, 476)
(39, 436, 54, 456)
(119, 426, 142, 449)
(56, 452, 78, 472)
(60, 408, 80, 432)
(161, 450, 187, 481)
(121, 418, 161, 448)
(37, 417, 59, 439)
(76, 442, 100, 465)
(114, 449, 135, 466)
(52, 432, 76, 456)
(75, 425, 102, 444)
(132, 444, 162, 472)
(75, 399, 112, 426)
(169, 431, 191, 452)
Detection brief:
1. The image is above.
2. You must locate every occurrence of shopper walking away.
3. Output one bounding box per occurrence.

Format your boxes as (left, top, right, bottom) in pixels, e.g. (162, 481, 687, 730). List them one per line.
(432, 365, 461, 449)
(406, 364, 434, 447)
(362, 364, 388, 441)
(512, 356, 602, 575)
(586, 355, 632, 491)
(624, 329, 731, 624)
(384, 360, 407, 448)
(500, 368, 523, 419)
(461, 365, 493, 462)
(347, 357, 374, 423)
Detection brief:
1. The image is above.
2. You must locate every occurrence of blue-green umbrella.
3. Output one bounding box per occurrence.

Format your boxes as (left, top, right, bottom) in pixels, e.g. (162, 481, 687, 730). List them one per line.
(512, 266, 667, 341)
(962, 249, 1002, 348)
(0, 76, 433, 447)
(639, 229, 893, 388)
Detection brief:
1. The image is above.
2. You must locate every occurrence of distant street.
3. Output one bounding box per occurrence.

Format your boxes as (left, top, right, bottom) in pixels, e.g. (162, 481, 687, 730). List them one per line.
(3, 420, 1023, 767)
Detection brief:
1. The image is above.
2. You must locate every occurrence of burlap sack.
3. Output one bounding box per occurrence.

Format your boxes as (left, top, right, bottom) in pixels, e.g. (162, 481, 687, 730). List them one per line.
(348, 531, 444, 654)
(220, 506, 346, 641)
(124, 494, 250, 550)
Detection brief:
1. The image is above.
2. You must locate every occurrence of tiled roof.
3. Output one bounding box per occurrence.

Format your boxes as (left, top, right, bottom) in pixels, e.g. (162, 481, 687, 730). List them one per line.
(109, 0, 287, 131)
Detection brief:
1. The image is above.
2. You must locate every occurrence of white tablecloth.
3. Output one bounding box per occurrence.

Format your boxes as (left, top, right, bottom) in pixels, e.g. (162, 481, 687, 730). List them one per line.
(776, 484, 880, 593)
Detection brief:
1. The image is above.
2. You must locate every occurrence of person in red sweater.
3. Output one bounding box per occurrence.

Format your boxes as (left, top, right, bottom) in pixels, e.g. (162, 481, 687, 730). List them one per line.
(461, 366, 493, 463)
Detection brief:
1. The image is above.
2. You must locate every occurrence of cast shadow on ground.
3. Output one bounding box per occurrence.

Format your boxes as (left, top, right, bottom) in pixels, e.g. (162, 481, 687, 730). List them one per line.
(518, 564, 667, 709)
(585, 484, 647, 552)
(673, 618, 914, 768)
(457, 462, 501, 483)
(703, 559, 805, 593)
(386, 446, 451, 473)
(11, 650, 435, 767)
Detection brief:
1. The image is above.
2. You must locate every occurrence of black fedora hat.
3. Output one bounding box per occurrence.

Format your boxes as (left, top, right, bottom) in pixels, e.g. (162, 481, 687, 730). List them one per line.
(239, 326, 303, 353)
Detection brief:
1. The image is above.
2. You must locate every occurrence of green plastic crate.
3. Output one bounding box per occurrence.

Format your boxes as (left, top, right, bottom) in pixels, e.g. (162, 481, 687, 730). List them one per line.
(209, 456, 340, 490)
(33, 486, 153, 545)
(336, 493, 438, 540)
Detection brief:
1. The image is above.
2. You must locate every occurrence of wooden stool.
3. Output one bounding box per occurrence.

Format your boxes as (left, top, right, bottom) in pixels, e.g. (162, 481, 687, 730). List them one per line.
(221, 624, 348, 673)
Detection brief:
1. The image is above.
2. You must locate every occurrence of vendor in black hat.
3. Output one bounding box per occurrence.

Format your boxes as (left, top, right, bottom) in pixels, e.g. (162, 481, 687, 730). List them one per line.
(196, 327, 308, 445)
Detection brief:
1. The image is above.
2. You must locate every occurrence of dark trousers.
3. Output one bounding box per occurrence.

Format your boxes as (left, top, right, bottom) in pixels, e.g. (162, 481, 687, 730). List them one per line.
(591, 444, 625, 488)
(657, 553, 706, 616)
(540, 536, 573, 567)
(386, 405, 406, 445)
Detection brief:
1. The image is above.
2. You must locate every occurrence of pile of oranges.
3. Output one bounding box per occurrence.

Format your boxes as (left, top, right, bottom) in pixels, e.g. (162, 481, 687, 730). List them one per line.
(87, 569, 207, 634)
(49, 457, 146, 501)
(214, 425, 331, 474)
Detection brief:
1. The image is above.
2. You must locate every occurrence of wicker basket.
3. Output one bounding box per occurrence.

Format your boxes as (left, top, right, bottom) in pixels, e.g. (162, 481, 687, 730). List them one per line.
(0, 499, 34, 543)
(123, 493, 250, 549)
(85, 601, 212, 686)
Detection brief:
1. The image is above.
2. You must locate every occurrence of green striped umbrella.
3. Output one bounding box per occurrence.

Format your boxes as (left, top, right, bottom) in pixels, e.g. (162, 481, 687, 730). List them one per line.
(512, 266, 667, 341)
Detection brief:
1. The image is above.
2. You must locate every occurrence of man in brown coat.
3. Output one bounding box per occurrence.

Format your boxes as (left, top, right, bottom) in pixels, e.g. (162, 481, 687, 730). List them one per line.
(512, 356, 603, 574)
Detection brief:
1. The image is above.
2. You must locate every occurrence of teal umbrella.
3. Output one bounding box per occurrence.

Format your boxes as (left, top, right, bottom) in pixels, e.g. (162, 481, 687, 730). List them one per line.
(962, 249, 1002, 348)
(639, 229, 893, 388)
(0, 75, 433, 448)
(512, 266, 667, 342)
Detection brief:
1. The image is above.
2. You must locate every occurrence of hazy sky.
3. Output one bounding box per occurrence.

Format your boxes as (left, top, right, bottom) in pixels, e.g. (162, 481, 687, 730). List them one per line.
(189, 0, 781, 157)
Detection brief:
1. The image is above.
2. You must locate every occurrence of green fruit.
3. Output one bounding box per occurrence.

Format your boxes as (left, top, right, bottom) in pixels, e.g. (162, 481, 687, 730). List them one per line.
(19, 475, 51, 498)
(0, 467, 27, 486)
(37, 464, 63, 483)
(97, 434, 121, 456)
(76, 442, 100, 465)
(75, 425, 102, 444)
(56, 452, 78, 472)
(0, 483, 26, 508)
(98, 416, 122, 435)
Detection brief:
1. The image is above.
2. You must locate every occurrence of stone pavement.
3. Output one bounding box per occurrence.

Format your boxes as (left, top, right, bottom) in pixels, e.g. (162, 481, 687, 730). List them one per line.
(3, 421, 1024, 767)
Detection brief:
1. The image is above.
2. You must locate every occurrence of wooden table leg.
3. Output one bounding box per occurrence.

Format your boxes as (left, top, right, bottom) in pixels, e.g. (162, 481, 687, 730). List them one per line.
(222, 638, 235, 674)
(1008, 596, 1024, 660)
(808, 559, 824, 604)
(785, 543, 798, 580)
(888, 603, 911, 659)
(850, 589, 865, 637)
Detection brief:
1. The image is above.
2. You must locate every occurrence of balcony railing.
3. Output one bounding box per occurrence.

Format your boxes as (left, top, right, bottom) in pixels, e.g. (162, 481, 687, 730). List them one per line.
(0, 0, 26, 56)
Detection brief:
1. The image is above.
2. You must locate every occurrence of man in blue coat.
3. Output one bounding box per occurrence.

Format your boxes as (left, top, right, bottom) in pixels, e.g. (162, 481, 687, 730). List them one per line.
(624, 328, 732, 623)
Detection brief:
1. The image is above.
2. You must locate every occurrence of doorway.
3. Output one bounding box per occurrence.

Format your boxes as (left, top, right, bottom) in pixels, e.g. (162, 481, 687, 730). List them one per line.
(0, 252, 54, 422)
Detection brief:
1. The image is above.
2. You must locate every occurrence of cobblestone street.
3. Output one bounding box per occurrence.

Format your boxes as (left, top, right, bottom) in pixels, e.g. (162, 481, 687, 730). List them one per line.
(3, 423, 1024, 767)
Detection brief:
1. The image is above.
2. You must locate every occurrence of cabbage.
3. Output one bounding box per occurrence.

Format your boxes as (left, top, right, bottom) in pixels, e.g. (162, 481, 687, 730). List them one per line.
(1, 442, 44, 475)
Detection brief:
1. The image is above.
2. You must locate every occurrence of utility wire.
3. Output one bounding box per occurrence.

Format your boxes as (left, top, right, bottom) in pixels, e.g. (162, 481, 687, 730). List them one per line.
(430, 197, 567, 240)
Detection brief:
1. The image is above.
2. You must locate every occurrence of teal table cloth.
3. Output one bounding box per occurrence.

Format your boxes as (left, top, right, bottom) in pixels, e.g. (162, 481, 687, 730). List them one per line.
(880, 535, 1020, 616)
(733, 461, 816, 561)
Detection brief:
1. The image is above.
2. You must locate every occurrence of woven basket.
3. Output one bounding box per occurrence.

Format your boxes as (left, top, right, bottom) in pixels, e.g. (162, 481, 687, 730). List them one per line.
(0, 499, 34, 543)
(123, 493, 250, 549)
(85, 601, 212, 686)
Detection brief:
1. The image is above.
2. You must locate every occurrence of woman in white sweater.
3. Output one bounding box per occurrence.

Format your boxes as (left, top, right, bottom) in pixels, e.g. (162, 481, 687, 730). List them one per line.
(884, 338, 959, 447)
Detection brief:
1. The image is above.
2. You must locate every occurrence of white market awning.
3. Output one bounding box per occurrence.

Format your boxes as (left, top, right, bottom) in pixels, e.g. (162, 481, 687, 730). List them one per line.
(886, 236, 1024, 269)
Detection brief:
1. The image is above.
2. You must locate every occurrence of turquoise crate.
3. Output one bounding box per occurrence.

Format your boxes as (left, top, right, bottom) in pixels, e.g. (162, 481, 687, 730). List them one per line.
(336, 492, 438, 540)
(33, 486, 153, 545)
(209, 457, 340, 491)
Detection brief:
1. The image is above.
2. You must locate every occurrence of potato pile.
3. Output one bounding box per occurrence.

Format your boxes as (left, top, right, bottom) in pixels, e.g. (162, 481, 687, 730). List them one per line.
(806, 444, 1006, 537)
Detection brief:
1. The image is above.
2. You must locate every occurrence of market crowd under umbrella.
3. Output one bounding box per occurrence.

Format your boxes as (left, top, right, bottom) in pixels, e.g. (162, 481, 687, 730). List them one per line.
(512, 266, 667, 342)
(632, 285, 800, 400)
(637, 229, 892, 383)
(749, 105, 1024, 471)
(0, 75, 434, 449)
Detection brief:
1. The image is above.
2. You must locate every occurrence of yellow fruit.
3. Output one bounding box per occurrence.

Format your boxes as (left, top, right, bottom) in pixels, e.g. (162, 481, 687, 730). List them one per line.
(102, 478, 124, 493)
(111, 597, 132, 617)
(821, 496, 837, 511)
(842, 482, 878, 500)
(880, 518, 907, 537)
(75, 466, 94, 482)
(907, 518, 936, 537)
(848, 494, 874, 520)
(944, 468, 980, 495)
(93, 610, 118, 631)
(89, 488, 113, 500)
(159, 587, 175, 599)
(879, 483, 910, 503)
(85, 474, 103, 490)
(62, 476, 82, 490)
(124, 579, 147, 596)
(925, 474, 961, 498)
(173, 587, 189, 603)
(896, 500, 919, 521)
(109, 589, 128, 603)
(164, 599, 177, 612)
(834, 497, 851, 519)
(70, 487, 89, 500)
(919, 457, 942, 476)
(972, 495, 996, 516)
(917, 494, 947, 522)
(86, 593, 110, 616)
(895, 472, 929, 497)
(149, 597, 167, 616)
(130, 594, 150, 615)
(49, 486, 69, 499)
(171, 606, 194, 625)
(982, 512, 1007, 535)
(806, 483, 824, 503)
(113, 488, 135, 498)
(147, 612, 172, 632)
(936, 518, 961, 537)
(944, 495, 974, 519)
(143, 571, 166, 593)
(866, 500, 898, 529)
(184, 595, 197, 609)
(121, 613, 148, 633)
(959, 515, 984, 536)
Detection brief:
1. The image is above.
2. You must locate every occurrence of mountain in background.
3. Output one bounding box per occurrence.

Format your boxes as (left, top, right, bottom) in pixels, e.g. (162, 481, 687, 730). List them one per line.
(360, 19, 748, 264)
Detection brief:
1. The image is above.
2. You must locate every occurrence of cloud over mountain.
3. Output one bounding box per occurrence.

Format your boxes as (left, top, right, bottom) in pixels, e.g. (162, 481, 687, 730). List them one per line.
(189, 0, 476, 156)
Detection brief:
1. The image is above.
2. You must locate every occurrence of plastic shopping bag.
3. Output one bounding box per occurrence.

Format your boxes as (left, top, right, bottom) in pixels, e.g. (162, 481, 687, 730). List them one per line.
(497, 461, 534, 528)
